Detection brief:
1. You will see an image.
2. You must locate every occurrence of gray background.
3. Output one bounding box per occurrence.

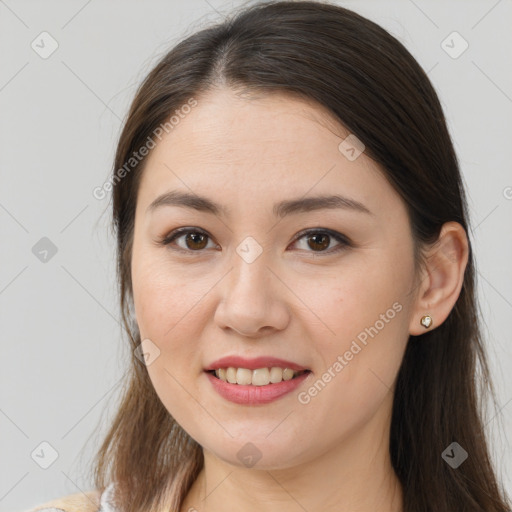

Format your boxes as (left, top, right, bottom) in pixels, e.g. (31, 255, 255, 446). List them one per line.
(1, 0, 511, 509)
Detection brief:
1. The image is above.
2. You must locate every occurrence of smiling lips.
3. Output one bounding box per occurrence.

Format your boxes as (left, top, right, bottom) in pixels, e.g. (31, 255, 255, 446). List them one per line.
(204, 355, 310, 386)
(204, 355, 309, 372)
(214, 366, 307, 386)
(204, 355, 312, 405)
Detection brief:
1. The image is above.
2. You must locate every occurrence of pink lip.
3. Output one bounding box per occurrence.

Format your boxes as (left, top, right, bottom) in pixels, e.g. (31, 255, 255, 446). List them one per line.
(205, 371, 311, 405)
(204, 356, 308, 371)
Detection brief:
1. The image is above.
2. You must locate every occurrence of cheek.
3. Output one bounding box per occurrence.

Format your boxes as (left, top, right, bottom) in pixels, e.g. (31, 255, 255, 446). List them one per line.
(131, 250, 225, 406)
(294, 295, 409, 449)
(293, 252, 412, 412)
(131, 252, 210, 424)
(292, 252, 410, 348)
(132, 245, 204, 340)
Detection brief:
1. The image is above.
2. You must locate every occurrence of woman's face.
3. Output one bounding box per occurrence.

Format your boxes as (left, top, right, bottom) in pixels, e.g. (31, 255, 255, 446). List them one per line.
(131, 88, 419, 469)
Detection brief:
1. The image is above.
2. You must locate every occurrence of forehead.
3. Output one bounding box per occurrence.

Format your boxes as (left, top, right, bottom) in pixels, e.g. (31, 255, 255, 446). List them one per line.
(165, 88, 350, 157)
(136, 88, 396, 216)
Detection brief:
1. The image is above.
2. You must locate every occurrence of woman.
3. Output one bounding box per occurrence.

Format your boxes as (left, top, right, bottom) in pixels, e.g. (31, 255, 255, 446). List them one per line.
(25, 1, 511, 511)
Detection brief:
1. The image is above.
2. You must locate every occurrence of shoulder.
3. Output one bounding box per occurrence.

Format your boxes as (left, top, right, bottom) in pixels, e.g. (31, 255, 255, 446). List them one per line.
(20, 489, 104, 512)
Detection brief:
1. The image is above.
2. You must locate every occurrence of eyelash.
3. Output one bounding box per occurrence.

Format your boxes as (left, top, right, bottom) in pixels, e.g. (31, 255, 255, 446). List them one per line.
(157, 227, 352, 256)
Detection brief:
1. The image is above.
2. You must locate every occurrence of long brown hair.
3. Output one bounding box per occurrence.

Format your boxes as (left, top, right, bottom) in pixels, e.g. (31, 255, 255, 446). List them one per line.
(89, 1, 511, 510)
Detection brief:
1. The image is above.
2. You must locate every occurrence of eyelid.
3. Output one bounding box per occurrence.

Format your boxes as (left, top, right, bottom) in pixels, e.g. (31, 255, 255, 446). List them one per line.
(158, 227, 352, 255)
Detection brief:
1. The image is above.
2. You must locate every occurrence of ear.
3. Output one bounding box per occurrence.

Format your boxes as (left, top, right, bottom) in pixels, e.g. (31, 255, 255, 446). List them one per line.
(409, 221, 469, 335)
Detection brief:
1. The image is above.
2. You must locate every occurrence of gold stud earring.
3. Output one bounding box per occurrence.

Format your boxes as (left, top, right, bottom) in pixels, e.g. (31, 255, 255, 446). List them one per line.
(420, 314, 433, 329)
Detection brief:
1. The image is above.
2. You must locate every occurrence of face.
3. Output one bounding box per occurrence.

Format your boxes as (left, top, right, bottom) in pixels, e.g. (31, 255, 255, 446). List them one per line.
(130, 88, 418, 469)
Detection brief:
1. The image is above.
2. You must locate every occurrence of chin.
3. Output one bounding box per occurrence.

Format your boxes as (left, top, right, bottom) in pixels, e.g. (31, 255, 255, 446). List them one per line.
(201, 434, 310, 471)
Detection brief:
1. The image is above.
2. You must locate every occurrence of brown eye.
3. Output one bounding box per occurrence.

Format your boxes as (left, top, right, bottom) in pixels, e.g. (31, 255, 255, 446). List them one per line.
(161, 228, 216, 252)
(183, 232, 208, 250)
(292, 229, 349, 254)
(306, 233, 330, 251)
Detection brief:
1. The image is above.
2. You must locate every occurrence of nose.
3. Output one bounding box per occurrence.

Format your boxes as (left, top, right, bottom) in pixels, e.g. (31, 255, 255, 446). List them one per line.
(213, 248, 290, 338)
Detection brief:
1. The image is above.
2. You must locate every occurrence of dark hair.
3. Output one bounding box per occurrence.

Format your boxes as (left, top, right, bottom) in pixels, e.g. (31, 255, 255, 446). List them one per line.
(90, 1, 511, 511)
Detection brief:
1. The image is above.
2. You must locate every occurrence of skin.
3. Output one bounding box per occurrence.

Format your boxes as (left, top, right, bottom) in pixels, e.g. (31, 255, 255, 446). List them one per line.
(130, 88, 469, 512)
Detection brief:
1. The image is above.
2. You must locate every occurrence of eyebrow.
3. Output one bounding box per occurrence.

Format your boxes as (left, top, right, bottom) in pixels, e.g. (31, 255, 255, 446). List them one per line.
(146, 190, 373, 218)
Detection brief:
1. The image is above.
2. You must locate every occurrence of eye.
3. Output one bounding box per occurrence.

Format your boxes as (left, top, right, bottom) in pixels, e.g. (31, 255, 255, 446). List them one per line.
(159, 227, 217, 253)
(157, 227, 351, 255)
(290, 228, 351, 255)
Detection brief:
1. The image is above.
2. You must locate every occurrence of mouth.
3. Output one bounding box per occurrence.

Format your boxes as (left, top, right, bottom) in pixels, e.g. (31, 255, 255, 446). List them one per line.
(205, 368, 312, 386)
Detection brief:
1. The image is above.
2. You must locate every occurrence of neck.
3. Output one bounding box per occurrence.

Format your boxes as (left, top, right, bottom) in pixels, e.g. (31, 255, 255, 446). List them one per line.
(180, 395, 403, 512)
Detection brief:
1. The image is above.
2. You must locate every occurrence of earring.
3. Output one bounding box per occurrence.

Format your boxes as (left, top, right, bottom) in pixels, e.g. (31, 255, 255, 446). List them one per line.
(420, 314, 433, 329)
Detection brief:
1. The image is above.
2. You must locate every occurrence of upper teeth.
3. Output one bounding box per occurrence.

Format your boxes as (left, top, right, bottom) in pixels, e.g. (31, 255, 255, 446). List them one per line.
(215, 367, 302, 386)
